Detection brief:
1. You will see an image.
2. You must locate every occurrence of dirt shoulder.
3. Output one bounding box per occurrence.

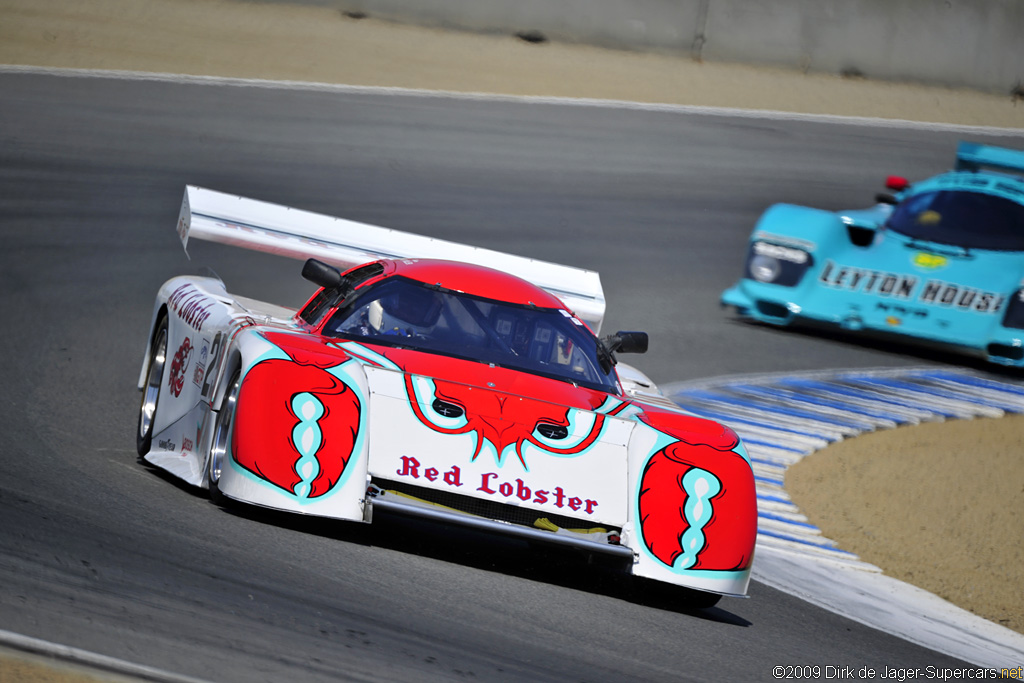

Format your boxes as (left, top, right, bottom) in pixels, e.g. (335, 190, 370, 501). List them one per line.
(787, 414, 1024, 635)
(1, 0, 1022, 679)
(1, 0, 1023, 128)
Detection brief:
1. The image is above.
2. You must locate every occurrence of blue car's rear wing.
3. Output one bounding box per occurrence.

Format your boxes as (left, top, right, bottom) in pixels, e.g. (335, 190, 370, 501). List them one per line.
(955, 141, 1024, 176)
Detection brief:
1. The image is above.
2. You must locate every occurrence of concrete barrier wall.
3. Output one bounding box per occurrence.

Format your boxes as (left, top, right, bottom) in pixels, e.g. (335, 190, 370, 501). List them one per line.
(300, 0, 1023, 93)
(702, 0, 1023, 94)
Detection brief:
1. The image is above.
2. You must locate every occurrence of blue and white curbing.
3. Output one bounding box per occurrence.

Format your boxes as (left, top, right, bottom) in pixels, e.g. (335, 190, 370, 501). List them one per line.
(665, 366, 1024, 566)
(663, 366, 1024, 668)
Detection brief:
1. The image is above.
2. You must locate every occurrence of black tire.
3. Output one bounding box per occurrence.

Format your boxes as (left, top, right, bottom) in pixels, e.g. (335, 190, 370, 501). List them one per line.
(207, 370, 240, 504)
(136, 315, 168, 457)
(679, 587, 722, 610)
(636, 576, 723, 611)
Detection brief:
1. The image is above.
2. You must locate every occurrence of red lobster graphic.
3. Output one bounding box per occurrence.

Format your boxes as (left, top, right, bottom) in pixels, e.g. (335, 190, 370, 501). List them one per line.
(406, 375, 608, 468)
(637, 413, 756, 571)
(232, 333, 361, 498)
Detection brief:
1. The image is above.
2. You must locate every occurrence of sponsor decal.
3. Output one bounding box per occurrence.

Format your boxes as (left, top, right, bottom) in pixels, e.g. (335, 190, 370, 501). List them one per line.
(192, 363, 205, 388)
(181, 436, 194, 455)
(157, 438, 176, 451)
(818, 260, 918, 299)
(819, 260, 1005, 314)
(168, 284, 215, 332)
(395, 455, 600, 514)
(875, 302, 927, 319)
(168, 337, 192, 398)
(753, 241, 809, 264)
(192, 338, 210, 388)
(918, 279, 1004, 313)
(911, 252, 948, 271)
(559, 309, 584, 326)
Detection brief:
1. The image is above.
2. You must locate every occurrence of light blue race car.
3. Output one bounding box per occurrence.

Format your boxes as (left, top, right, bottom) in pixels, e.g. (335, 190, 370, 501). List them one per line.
(721, 141, 1024, 367)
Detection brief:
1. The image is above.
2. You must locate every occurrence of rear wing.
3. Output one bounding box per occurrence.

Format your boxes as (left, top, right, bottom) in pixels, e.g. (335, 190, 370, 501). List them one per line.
(177, 185, 607, 332)
(955, 141, 1024, 175)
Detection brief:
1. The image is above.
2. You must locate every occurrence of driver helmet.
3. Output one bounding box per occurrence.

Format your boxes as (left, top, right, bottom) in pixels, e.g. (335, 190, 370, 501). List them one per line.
(368, 287, 443, 337)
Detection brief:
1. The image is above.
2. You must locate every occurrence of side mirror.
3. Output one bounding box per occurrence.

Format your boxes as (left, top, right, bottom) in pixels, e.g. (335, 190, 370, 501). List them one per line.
(843, 219, 879, 248)
(602, 331, 649, 355)
(302, 258, 342, 289)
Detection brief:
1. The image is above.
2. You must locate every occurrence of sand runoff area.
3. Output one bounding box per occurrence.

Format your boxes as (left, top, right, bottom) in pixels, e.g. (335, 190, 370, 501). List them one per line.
(1, 1, 1022, 679)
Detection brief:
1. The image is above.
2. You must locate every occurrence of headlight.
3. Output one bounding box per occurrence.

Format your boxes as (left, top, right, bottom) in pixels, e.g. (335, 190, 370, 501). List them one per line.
(749, 254, 782, 282)
(744, 241, 813, 286)
(1002, 289, 1024, 329)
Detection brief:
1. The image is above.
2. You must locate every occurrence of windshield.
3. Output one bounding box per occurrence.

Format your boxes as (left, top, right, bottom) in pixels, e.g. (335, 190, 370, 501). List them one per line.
(885, 189, 1024, 251)
(322, 277, 618, 392)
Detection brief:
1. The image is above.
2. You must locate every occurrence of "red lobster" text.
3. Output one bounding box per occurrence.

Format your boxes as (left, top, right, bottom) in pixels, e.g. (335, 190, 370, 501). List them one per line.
(396, 455, 598, 514)
(168, 283, 215, 332)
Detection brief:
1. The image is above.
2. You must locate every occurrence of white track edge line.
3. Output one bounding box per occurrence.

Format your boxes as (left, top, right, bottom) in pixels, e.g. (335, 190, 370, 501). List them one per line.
(2, 64, 1023, 136)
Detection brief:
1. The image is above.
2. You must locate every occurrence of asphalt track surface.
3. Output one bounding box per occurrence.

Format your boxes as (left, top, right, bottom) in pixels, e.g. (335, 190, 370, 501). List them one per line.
(2, 71, 1021, 682)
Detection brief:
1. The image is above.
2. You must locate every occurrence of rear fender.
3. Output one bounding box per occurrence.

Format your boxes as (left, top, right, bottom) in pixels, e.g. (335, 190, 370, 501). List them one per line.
(147, 277, 233, 437)
(140, 277, 238, 481)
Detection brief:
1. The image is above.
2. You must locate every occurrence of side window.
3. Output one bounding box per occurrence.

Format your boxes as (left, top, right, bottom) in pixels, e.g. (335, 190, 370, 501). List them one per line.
(299, 262, 385, 326)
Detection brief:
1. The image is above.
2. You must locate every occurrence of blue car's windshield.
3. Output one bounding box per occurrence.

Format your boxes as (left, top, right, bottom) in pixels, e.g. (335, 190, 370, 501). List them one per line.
(885, 189, 1024, 251)
(322, 277, 617, 392)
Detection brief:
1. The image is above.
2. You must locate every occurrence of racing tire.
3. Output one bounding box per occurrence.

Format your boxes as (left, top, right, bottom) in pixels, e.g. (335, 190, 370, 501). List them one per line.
(137, 315, 168, 457)
(638, 577, 722, 611)
(679, 587, 722, 610)
(207, 369, 240, 504)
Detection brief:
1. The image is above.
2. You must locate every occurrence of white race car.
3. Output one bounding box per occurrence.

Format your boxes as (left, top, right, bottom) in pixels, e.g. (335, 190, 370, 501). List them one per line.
(137, 186, 757, 607)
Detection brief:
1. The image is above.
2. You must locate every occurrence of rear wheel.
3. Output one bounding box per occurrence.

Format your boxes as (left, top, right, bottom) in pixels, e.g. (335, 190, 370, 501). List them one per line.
(137, 316, 168, 457)
(207, 370, 240, 504)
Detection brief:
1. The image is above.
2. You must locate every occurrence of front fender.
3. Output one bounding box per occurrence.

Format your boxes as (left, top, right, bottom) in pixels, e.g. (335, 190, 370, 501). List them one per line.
(753, 203, 850, 254)
(623, 410, 757, 597)
(216, 330, 371, 520)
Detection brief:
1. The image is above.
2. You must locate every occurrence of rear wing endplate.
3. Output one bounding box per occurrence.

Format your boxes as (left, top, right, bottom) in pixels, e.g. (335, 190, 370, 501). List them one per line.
(955, 141, 1024, 175)
(177, 185, 606, 332)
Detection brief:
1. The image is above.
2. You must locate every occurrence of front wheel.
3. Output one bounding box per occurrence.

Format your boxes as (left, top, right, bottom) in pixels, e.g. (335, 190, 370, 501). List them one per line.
(137, 316, 168, 457)
(636, 577, 723, 611)
(678, 587, 722, 610)
(207, 370, 240, 504)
